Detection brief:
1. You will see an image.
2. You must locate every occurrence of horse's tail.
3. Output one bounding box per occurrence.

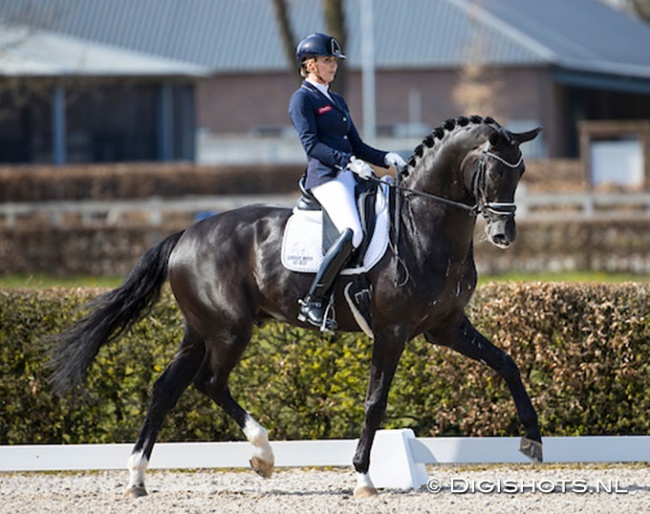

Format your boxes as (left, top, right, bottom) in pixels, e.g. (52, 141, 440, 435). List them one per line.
(47, 230, 185, 396)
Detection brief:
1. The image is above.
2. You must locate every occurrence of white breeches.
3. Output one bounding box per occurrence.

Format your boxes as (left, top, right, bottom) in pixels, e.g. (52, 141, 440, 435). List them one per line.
(311, 169, 363, 248)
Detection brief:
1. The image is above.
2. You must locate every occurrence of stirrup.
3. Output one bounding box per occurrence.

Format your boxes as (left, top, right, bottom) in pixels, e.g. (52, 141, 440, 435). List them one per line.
(298, 295, 337, 332)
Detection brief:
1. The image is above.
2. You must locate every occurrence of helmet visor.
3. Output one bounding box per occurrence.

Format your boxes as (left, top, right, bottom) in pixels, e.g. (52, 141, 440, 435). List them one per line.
(330, 38, 346, 59)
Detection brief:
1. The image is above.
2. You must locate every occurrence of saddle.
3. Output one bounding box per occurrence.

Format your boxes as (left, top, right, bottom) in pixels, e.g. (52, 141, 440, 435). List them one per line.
(282, 176, 391, 275)
(281, 175, 392, 337)
(296, 176, 378, 264)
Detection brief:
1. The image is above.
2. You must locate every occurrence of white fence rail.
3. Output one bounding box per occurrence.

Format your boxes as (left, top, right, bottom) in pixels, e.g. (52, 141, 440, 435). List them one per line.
(0, 194, 298, 227)
(515, 186, 650, 220)
(1, 432, 648, 491)
(2, 190, 650, 228)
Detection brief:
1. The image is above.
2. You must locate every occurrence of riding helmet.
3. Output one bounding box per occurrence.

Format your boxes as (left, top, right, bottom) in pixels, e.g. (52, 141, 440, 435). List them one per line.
(296, 33, 346, 67)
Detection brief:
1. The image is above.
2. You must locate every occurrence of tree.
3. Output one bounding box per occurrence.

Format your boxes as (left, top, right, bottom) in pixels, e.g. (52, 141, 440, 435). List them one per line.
(271, 0, 299, 84)
(631, 0, 650, 20)
(323, 0, 347, 94)
(452, 0, 505, 119)
(272, 0, 348, 95)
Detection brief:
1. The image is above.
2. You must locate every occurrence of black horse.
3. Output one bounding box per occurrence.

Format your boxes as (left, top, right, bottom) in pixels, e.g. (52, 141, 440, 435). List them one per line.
(49, 115, 542, 498)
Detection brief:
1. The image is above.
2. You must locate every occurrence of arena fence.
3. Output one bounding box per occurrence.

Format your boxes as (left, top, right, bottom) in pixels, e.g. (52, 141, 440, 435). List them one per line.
(1, 430, 648, 490)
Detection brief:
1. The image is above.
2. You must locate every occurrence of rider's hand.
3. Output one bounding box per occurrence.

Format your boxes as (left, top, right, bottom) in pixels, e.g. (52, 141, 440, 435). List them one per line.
(384, 152, 406, 170)
(347, 157, 374, 180)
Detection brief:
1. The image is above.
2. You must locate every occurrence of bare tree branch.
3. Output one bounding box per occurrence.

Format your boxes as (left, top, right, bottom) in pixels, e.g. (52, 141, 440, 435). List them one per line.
(632, 0, 650, 21)
(323, 0, 347, 95)
(271, 0, 298, 73)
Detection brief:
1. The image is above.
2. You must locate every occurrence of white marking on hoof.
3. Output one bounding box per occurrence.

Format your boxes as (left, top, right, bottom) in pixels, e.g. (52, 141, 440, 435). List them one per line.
(243, 415, 274, 478)
(125, 451, 149, 497)
(354, 473, 378, 498)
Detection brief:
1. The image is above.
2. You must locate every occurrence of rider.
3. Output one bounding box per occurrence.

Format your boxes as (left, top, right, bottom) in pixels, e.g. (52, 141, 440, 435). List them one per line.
(289, 32, 406, 330)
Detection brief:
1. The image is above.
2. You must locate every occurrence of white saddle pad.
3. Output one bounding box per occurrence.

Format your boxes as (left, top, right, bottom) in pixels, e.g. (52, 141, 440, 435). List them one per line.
(281, 181, 391, 274)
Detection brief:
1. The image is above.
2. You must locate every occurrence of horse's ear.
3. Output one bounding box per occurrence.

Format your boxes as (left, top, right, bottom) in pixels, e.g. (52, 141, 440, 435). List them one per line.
(488, 130, 502, 147)
(513, 127, 542, 144)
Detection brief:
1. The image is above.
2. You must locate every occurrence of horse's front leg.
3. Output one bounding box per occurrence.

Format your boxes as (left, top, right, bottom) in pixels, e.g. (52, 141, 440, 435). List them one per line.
(352, 329, 407, 498)
(424, 316, 543, 462)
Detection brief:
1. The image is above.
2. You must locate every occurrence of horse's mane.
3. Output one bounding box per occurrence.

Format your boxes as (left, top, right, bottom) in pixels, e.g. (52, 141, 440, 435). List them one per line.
(401, 115, 501, 180)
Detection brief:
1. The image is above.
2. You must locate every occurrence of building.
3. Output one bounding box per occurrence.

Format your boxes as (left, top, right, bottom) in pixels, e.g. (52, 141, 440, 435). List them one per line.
(0, 20, 208, 164)
(1, 0, 650, 165)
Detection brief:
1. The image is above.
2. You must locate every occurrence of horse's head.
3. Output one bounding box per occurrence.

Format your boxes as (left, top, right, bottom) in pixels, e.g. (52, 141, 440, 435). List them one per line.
(402, 116, 542, 248)
(467, 124, 542, 248)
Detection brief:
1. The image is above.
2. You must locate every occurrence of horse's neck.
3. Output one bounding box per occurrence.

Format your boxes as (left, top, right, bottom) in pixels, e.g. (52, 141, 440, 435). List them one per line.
(403, 138, 472, 202)
(399, 134, 478, 264)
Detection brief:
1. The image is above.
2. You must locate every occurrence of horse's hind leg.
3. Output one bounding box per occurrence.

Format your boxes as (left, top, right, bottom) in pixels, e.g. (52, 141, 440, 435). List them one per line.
(424, 316, 543, 462)
(193, 341, 274, 478)
(125, 326, 205, 498)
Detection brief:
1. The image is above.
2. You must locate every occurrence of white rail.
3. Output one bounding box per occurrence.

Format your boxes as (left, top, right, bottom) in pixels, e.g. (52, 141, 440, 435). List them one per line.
(2, 435, 645, 472)
(1, 432, 648, 491)
(2, 190, 650, 227)
(0, 194, 298, 227)
(515, 186, 650, 221)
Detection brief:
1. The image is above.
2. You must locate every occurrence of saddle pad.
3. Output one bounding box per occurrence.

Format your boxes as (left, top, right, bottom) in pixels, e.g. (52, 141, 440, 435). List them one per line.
(281, 182, 391, 275)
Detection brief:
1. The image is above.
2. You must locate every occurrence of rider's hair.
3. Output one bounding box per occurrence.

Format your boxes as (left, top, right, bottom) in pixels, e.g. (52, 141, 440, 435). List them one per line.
(299, 57, 315, 78)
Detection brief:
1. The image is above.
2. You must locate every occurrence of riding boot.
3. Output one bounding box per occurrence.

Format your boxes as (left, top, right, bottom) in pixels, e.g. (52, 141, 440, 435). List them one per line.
(298, 228, 354, 330)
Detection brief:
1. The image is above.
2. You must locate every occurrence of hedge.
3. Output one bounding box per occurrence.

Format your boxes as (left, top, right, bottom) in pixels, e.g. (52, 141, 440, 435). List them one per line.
(0, 163, 304, 202)
(1, 282, 649, 445)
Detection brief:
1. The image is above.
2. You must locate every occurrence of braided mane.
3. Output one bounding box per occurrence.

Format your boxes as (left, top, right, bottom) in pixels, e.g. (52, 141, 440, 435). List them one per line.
(401, 115, 501, 180)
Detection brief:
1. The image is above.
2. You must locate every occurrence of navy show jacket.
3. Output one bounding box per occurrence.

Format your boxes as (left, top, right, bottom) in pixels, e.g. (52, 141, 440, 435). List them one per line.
(289, 80, 388, 190)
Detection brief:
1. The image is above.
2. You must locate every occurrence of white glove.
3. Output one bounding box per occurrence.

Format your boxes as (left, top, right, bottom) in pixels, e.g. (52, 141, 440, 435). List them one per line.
(347, 157, 373, 180)
(384, 152, 406, 169)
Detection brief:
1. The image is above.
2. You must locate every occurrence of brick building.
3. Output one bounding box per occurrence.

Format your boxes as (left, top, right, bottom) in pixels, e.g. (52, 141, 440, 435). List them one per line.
(1, 0, 650, 164)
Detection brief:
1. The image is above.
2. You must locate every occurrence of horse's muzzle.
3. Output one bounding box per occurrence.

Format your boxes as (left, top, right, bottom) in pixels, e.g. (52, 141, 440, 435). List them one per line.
(486, 217, 517, 248)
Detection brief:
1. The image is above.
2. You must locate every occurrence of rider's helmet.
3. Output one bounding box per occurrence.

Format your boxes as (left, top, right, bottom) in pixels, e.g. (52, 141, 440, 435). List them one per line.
(295, 33, 346, 68)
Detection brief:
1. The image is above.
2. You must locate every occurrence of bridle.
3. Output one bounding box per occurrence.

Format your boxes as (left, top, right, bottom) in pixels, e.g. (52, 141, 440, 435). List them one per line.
(375, 142, 524, 220)
(372, 142, 524, 286)
(471, 143, 523, 221)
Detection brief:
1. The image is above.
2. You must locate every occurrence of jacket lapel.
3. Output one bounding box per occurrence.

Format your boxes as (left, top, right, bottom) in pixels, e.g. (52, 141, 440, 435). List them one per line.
(302, 81, 346, 114)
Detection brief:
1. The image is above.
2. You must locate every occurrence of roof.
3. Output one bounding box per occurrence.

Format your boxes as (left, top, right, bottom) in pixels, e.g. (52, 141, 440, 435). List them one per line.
(1, 0, 649, 81)
(463, 0, 650, 78)
(0, 23, 210, 78)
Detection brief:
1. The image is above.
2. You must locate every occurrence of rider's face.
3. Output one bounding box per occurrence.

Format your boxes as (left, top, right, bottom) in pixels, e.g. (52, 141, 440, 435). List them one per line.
(310, 56, 338, 85)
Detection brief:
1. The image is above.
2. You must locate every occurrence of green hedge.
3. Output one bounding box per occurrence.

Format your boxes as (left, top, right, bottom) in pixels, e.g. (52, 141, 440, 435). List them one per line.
(1, 283, 649, 445)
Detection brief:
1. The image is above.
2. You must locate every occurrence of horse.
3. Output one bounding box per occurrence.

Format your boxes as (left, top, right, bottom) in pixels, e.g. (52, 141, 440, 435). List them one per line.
(48, 115, 543, 499)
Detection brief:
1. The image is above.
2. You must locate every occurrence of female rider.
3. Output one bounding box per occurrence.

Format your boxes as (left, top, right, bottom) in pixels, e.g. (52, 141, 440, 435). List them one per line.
(289, 32, 406, 330)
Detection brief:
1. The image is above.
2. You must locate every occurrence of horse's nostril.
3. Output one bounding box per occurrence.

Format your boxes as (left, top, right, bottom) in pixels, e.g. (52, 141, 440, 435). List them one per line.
(492, 234, 510, 247)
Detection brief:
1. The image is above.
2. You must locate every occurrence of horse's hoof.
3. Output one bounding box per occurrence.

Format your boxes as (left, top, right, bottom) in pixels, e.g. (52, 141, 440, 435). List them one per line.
(520, 437, 543, 462)
(124, 485, 148, 498)
(250, 456, 274, 478)
(353, 485, 378, 498)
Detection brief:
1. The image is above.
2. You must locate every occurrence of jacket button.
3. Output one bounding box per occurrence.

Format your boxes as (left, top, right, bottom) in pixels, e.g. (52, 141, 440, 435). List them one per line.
(343, 135, 348, 140)
(342, 117, 347, 122)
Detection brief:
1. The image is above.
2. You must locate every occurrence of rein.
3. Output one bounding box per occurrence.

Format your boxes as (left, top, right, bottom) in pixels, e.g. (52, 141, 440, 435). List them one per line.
(378, 178, 479, 216)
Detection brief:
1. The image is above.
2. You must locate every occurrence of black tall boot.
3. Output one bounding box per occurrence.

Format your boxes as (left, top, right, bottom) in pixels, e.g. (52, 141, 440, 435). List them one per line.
(298, 228, 354, 331)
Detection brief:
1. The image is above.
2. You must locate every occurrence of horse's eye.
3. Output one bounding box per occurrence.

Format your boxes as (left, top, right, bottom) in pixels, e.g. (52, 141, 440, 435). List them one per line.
(489, 166, 504, 178)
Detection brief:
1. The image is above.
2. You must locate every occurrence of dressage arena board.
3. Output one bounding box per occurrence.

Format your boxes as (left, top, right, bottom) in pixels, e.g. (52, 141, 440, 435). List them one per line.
(2, 432, 648, 474)
(2, 432, 649, 514)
